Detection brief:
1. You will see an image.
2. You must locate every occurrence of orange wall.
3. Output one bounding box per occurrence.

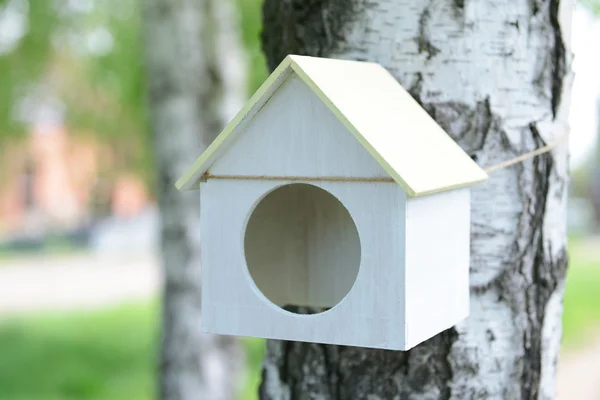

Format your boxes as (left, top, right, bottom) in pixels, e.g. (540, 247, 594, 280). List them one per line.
(0, 124, 150, 235)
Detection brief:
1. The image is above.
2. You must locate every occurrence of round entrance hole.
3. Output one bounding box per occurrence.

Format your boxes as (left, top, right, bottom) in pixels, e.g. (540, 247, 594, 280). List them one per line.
(244, 184, 361, 315)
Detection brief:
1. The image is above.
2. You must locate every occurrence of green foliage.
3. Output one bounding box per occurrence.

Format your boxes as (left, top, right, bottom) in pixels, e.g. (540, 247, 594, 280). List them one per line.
(0, 0, 59, 136)
(0, 0, 151, 183)
(59, 0, 153, 182)
(0, 0, 267, 184)
(236, 0, 268, 93)
(580, 0, 600, 14)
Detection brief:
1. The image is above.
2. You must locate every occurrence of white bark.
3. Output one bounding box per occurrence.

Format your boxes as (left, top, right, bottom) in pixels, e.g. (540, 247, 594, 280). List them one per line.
(261, 0, 573, 399)
(142, 1, 246, 399)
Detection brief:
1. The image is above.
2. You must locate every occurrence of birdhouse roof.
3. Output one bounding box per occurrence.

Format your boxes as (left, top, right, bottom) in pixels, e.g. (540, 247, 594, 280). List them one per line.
(176, 55, 487, 197)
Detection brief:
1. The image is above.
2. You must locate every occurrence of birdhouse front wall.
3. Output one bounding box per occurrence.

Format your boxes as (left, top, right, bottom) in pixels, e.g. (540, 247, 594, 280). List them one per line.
(200, 179, 409, 349)
(208, 74, 389, 179)
(197, 69, 415, 349)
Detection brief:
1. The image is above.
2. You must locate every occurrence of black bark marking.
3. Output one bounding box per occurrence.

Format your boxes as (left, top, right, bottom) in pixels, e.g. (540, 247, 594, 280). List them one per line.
(521, 245, 567, 400)
(148, 68, 177, 104)
(408, 72, 424, 104)
(322, 345, 341, 399)
(419, 98, 494, 155)
(259, 340, 293, 399)
(508, 20, 520, 31)
(549, 0, 566, 119)
(261, 328, 458, 400)
(453, 0, 465, 11)
(258, 368, 269, 399)
(416, 5, 441, 60)
(530, 0, 541, 16)
(438, 328, 459, 400)
(519, 124, 568, 399)
(479, 122, 569, 399)
(261, 0, 366, 70)
(529, 0, 566, 119)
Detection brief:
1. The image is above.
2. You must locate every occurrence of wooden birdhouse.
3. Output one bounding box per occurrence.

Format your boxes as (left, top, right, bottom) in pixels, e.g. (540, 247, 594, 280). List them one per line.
(176, 55, 488, 350)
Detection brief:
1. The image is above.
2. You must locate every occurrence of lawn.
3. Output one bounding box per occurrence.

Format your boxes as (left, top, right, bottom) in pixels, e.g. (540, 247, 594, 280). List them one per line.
(562, 237, 600, 347)
(0, 240, 597, 400)
(0, 302, 265, 400)
(0, 303, 159, 400)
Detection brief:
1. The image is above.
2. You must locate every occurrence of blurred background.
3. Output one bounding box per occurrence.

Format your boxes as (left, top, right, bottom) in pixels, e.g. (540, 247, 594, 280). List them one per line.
(0, 1, 598, 399)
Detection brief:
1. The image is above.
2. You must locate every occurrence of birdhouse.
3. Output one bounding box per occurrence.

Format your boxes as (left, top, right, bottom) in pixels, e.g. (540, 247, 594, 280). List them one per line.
(176, 55, 488, 350)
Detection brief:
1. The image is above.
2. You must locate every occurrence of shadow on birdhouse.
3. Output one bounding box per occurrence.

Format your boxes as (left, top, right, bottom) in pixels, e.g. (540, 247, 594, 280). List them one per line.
(176, 55, 488, 350)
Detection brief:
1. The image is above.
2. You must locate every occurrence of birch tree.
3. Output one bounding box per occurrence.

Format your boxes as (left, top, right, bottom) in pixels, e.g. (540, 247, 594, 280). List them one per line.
(142, 1, 246, 399)
(260, 1, 573, 399)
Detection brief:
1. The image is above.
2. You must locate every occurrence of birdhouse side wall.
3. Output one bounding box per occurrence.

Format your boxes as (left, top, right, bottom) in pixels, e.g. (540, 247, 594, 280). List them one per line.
(207, 73, 389, 180)
(404, 188, 471, 349)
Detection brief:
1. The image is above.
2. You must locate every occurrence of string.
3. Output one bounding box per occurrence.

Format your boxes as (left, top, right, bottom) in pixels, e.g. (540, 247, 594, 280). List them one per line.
(482, 131, 570, 173)
(202, 131, 569, 182)
(202, 174, 396, 182)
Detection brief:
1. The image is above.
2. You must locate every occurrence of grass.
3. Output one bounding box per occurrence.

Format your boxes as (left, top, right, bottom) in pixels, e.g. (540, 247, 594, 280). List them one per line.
(240, 338, 266, 400)
(562, 237, 600, 347)
(0, 239, 597, 400)
(563, 259, 600, 347)
(0, 303, 159, 400)
(0, 301, 266, 400)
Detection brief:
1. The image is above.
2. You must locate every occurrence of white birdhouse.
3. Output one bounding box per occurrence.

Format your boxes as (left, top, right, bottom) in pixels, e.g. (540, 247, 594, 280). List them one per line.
(176, 55, 488, 350)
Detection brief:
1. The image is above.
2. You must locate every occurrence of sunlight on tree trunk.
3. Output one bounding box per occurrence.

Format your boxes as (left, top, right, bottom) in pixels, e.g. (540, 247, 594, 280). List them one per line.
(142, 0, 246, 399)
(260, 1, 573, 399)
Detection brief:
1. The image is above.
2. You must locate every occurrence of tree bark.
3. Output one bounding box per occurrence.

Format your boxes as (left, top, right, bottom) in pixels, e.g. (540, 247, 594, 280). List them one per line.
(142, 1, 246, 399)
(260, 1, 573, 399)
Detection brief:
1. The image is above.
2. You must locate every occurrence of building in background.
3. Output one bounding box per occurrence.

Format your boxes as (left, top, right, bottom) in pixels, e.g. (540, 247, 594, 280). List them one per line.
(0, 121, 150, 239)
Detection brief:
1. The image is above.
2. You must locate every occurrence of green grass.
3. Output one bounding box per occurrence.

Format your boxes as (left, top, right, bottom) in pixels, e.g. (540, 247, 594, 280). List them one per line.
(0, 301, 266, 400)
(0, 239, 597, 400)
(562, 238, 600, 347)
(563, 260, 600, 347)
(240, 338, 266, 400)
(0, 303, 159, 400)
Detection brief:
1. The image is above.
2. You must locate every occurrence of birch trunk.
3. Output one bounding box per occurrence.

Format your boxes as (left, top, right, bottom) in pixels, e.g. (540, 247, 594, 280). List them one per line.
(260, 1, 573, 399)
(142, 1, 246, 399)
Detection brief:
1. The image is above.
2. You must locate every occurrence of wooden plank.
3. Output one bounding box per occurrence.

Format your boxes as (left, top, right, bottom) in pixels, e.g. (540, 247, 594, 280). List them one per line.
(404, 188, 471, 348)
(200, 179, 408, 349)
(290, 55, 488, 196)
(209, 75, 389, 179)
(177, 55, 488, 196)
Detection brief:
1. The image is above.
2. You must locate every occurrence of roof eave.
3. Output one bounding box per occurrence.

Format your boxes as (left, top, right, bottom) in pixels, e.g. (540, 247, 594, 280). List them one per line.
(408, 175, 489, 198)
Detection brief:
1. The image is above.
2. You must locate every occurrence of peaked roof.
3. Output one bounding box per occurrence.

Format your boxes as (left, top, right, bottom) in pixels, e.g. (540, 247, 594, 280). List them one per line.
(176, 55, 488, 196)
